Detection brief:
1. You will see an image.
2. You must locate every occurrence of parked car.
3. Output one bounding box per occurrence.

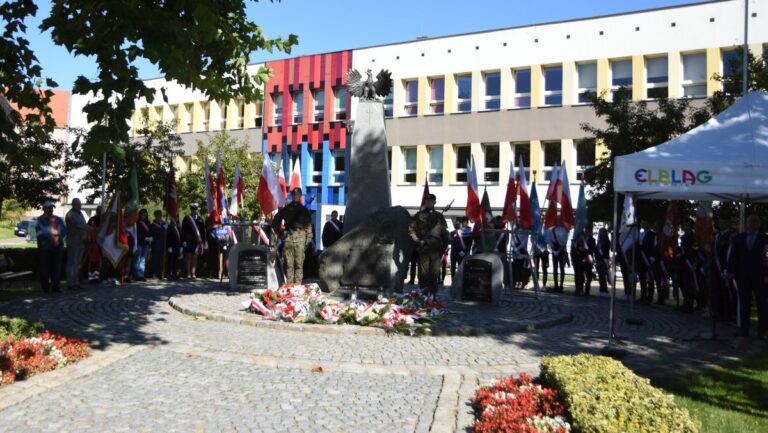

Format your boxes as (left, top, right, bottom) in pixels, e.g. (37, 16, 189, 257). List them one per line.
(14, 220, 31, 237)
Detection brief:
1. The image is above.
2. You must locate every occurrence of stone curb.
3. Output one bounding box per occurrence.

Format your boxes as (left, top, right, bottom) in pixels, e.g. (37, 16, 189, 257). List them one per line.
(169, 295, 573, 337)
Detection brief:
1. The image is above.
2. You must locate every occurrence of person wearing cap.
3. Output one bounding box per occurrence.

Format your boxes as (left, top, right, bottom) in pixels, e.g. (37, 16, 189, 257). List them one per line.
(408, 193, 449, 299)
(181, 203, 205, 279)
(36, 200, 67, 292)
(272, 188, 312, 284)
(64, 198, 94, 290)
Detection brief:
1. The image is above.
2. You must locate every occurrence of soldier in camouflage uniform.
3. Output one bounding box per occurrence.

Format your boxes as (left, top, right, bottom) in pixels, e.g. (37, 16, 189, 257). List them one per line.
(272, 188, 313, 284)
(409, 193, 449, 299)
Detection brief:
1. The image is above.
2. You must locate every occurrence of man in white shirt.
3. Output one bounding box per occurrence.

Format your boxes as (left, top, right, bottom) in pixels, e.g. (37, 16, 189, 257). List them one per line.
(548, 216, 570, 292)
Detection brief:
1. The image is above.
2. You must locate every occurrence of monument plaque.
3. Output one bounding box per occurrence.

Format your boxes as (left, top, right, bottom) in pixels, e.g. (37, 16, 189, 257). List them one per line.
(229, 243, 280, 291)
(462, 259, 493, 301)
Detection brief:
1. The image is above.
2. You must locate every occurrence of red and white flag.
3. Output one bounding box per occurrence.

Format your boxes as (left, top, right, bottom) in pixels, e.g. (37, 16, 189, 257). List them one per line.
(516, 156, 533, 229)
(257, 154, 286, 216)
(277, 162, 287, 200)
(289, 158, 303, 204)
(229, 162, 245, 219)
(544, 162, 574, 230)
(465, 156, 482, 223)
(215, 150, 228, 222)
(500, 160, 517, 226)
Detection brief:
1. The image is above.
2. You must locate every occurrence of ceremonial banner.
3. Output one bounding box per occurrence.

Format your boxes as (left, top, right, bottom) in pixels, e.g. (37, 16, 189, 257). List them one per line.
(465, 156, 482, 223)
(500, 159, 516, 226)
(98, 192, 129, 267)
(229, 162, 245, 219)
(516, 156, 533, 229)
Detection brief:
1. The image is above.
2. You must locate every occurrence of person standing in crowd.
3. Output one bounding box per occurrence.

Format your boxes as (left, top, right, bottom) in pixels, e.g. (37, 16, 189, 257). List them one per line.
(548, 216, 569, 292)
(132, 209, 150, 281)
(511, 229, 529, 289)
(64, 198, 93, 290)
(36, 201, 66, 293)
(86, 206, 102, 283)
(572, 224, 595, 296)
(727, 214, 768, 339)
(677, 218, 699, 312)
(408, 193, 449, 300)
(637, 220, 658, 303)
(181, 203, 205, 279)
(119, 222, 135, 284)
(206, 211, 221, 278)
(712, 215, 736, 321)
(407, 247, 419, 285)
(165, 217, 182, 280)
(321, 210, 344, 249)
(272, 188, 313, 284)
(533, 227, 550, 290)
(251, 214, 272, 246)
(450, 218, 472, 278)
(594, 227, 611, 295)
(149, 210, 166, 279)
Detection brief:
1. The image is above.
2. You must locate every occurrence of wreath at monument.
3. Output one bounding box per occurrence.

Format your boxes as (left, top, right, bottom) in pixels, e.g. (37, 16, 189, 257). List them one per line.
(243, 283, 444, 335)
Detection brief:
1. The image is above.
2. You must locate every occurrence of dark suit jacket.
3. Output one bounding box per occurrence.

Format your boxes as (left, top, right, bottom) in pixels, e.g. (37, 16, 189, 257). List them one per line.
(729, 231, 768, 285)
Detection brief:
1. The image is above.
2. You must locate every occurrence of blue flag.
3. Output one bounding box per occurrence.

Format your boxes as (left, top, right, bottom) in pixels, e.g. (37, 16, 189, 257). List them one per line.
(574, 182, 587, 235)
(530, 184, 545, 250)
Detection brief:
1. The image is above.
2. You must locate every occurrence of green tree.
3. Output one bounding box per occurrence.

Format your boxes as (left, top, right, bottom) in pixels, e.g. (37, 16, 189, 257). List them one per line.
(72, 118, 183, 206)
(710, 49, 768, 114)
(2, 0, 296, 159)
(580, 88, 710, 223)
(176, 132, 263, 221)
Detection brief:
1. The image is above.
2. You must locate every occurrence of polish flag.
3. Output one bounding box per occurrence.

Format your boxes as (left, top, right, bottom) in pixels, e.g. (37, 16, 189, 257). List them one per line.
(465, 156, 482, 223)
(516, 156, 533, 229)
(276, 163, 287, 200)
(289, 158, 303, 204)
(544, 162, 574, 230)
(257, 154, 286, 216)
(203, 158, 216, 221)
(500, 160, 517, 226)
(215, 150, 228, 222)
(229, 162, 245, 219)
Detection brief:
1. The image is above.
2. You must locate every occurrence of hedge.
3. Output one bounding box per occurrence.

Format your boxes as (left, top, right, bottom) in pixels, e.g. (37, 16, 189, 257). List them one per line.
(0, 315, 44, 340)
(540, 354, 699, 433)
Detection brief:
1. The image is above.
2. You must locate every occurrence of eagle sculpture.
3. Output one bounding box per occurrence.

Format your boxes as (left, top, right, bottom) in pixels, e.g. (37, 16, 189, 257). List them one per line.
(346, 69, 392, 100)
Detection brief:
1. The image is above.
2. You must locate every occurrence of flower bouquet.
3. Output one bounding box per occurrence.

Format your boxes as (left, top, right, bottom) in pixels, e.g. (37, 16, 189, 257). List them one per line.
(242, 283, 445, 335)
(471, 373, 571, 433)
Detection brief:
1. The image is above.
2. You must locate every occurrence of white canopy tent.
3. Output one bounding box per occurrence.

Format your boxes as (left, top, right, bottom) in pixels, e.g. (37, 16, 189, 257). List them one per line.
(614, 91, 768, 202)
(603, 92, 768, 352)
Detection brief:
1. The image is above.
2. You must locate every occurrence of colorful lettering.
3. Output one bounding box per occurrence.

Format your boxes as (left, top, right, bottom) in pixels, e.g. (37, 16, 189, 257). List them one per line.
(634, 168, 713, 185)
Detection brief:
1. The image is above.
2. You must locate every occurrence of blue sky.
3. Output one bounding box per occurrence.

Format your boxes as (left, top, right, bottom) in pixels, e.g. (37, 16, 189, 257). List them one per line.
(26, 0, 701, 89)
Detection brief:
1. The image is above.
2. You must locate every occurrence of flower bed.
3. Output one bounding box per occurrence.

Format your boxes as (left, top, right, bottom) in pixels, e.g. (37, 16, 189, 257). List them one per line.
(1, 330, 91, 387)
(243, 283, 445, 334)
(471, 373, 571, 433)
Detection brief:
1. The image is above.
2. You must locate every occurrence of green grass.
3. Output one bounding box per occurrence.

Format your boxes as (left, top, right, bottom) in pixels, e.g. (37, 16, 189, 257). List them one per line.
(0, 227, 16, 239)
(652, 346, 768, 433)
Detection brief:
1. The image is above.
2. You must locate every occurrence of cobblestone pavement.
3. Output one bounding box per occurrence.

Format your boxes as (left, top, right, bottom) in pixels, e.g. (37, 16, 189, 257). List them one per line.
(0, 280, 764, 433)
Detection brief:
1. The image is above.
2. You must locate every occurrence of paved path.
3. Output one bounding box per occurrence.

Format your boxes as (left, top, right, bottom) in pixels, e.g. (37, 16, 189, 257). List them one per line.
(0, 280, 763, 433)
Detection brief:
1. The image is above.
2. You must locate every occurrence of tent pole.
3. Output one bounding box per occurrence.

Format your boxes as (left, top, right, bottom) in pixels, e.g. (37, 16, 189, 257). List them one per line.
(743, 0, 749, 96)
(608, 193, 619, 345)
(739, 201, 746, 232)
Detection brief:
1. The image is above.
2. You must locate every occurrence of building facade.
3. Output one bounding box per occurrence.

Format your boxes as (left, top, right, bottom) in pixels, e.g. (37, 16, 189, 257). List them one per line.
(125, 0, 767, 216)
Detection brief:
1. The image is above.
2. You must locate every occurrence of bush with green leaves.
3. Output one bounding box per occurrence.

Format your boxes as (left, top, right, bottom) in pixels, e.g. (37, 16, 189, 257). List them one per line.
(539, 354, 699, 433)
(0, 316, 44, 341)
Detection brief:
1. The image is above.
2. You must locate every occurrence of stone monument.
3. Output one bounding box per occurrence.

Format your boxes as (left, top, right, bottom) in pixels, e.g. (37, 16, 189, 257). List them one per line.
(450, 253, 504, 305)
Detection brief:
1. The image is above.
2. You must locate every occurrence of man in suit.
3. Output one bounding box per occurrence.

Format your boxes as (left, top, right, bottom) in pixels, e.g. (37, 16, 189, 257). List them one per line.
(637, 220, 658, 303)
(677, 218, 699, 312)
(321, 210, 344, 249)
(728, 214, 768, 339)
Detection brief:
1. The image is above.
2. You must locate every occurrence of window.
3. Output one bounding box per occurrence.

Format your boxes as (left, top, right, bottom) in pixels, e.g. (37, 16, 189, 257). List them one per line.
(272, 93, 283, 126)
(722, 49, 741, 77)
(183, 103, 192, 130)
(331, 150, 345, 185)
(312, 90, 324, 123)
(682, 53, 707, 97)
(292, 91, 303, 124)
(455, 145, 471, 183)
(513, 143, 530, 168)
(456, 74, 472, 112)
(309, 152, 322, 185)
(513, 69, 531, 108)
(484, 71, 500, 110)
(219, 101, 228, 130)
(428, 146, 443, 183)
(253, 101, 263, 128)
(402, 147, 417, 183)
(383, 93, 393, 118)
(611, 60, 632, 99)
(543, 66, 563, 106)
(403, 80, 418, 116)
(236, 100, 245, 128)
(577, 62, 597, 103)
(429, 78, 444, 114)
(483, 143, 500, 183)
(543, 141, 561, 168)
(646, 57, 669, 99)
(576, 139, 596, 167)
(201, 102, 210, 130)
(333, 87, 347, 120)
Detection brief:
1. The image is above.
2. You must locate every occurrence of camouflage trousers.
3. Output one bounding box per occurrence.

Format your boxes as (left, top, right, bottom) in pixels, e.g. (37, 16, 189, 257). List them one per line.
(417, 247, 442, 294)
(283, 240, 305, 284)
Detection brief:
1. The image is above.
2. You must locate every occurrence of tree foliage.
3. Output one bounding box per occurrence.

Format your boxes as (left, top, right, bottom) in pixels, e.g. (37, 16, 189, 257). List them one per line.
(3, 0, 296, 160)
(710, 50, 768, 114)
(176, 132, 264, 221)
(71, 118, 183, 206)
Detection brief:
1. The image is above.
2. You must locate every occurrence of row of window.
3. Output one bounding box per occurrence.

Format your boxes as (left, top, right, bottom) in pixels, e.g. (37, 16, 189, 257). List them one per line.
(395, 49, 743, 117)
(396, 140, 596, 185)
(272, 87, 348, 126)
(272, 150, 347, 186)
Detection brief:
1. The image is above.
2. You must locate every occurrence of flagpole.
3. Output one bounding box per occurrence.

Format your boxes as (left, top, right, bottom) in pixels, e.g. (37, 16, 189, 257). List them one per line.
(601, 192, 626, 358)
(742, 0, 749, 96)
(100, 152, 107, 207)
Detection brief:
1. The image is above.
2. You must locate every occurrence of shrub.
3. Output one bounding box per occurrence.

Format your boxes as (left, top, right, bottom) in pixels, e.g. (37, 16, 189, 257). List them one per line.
(0, 331, 90, 386)
(0, 315, 44, 340)
(539, 354, 699, 433)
